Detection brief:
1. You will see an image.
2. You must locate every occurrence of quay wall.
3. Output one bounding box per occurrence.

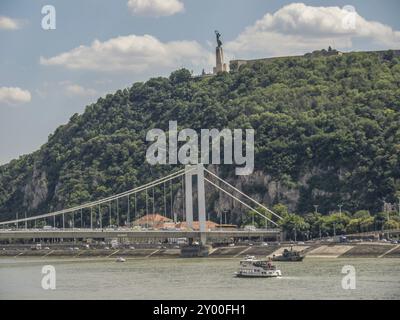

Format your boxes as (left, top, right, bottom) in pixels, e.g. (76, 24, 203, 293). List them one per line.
(1, 243, 398, 259)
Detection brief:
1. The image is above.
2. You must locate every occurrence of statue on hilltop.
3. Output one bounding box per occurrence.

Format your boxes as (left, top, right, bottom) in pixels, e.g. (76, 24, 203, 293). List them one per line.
(215, 30, 222, 48)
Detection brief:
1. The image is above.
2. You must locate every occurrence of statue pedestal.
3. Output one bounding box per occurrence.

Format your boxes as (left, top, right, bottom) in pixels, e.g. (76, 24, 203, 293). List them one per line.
(213, 47, 227, 74)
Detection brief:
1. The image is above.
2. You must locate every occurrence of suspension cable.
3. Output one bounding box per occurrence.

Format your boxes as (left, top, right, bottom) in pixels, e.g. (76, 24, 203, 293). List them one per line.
(0, 167, 195, 226)
(204, 168, 282, 220)
(204, 177, 278, 227)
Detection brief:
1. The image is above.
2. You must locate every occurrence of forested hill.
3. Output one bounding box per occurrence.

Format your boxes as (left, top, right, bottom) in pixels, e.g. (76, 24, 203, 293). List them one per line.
(1, 50, 400, 222)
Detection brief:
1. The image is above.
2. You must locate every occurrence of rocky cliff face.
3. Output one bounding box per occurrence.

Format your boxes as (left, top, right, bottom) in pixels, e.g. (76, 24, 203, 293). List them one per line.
(23, 164, 48, 211)
(205, 170, 298, 223)
(200, 165, 352, 223)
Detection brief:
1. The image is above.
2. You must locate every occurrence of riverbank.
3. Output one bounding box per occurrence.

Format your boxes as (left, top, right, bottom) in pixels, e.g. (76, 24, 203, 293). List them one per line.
(1, 243, 399, 259)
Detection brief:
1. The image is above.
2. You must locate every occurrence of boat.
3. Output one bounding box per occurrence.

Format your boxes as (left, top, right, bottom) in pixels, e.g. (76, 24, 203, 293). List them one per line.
(115, 257, 126, 262)
(271, 247, 304, 262)
(235, 255, 282, 278)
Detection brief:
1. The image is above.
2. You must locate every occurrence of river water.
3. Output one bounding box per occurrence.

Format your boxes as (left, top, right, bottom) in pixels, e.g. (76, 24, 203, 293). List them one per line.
(0, 257, 399, 300)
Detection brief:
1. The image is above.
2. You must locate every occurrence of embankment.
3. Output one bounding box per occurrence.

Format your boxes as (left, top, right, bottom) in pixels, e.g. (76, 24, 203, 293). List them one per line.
(0, 243, 398, 259)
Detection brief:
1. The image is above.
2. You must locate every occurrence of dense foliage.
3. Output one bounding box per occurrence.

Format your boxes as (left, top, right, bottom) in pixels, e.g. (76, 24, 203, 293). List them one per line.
(0, 50, 400, 225)
(246, 204, 400, 240)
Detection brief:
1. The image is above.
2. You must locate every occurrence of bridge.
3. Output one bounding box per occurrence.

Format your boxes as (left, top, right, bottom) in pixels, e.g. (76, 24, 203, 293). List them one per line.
(0, 164, 283, 245)
(0, 229, 281, 241)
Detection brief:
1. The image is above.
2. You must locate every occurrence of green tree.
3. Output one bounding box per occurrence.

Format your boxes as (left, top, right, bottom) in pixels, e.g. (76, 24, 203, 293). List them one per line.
(279, 214, 309, 241)
(169, 68, 192, 84)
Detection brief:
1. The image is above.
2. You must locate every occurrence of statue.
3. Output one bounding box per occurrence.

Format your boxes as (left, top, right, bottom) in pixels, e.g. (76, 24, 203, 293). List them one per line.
(215, 30, 222, 48)
(213, 30, 227, 74)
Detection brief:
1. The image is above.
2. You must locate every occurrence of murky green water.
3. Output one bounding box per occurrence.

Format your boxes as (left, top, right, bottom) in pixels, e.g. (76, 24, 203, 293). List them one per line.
(0, 257, 399, 300)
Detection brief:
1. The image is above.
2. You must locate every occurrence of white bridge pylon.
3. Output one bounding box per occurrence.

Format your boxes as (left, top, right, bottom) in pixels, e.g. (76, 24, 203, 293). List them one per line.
(185, 164, 207, 244)
(0, 164, 283, 243)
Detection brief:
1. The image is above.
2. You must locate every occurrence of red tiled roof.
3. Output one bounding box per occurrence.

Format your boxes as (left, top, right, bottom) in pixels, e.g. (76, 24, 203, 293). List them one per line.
(132, 214, 173, 227)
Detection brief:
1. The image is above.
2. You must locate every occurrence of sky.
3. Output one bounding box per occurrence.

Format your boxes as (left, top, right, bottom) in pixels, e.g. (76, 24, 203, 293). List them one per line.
(0, 0, 399, 165)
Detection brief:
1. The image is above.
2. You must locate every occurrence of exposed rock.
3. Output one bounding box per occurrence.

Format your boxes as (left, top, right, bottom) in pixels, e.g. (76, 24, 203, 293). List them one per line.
(23, 164, 48, 210)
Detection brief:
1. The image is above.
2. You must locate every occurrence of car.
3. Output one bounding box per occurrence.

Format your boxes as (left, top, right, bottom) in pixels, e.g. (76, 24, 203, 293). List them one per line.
(297, 241, 305, 245)
(129, 246, 135, 250)
(229, 243, 235, 247)
(261, 242, 269, 246)
(44, 247, 50, 250)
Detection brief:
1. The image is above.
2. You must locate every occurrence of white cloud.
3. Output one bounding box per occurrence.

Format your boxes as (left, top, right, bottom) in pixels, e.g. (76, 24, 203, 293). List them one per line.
(65, 84, 97, 97)
(40, 34, 213, 73)
(226, 3, 400, 58)
(0, 16, 21, 30)
(0, 87, 31, 105)
(127, 0, 184, 17)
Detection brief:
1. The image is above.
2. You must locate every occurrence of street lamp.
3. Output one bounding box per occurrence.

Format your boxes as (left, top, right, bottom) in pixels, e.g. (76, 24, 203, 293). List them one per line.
(314, 205, 319, 214)
(338, 204, 343, 217)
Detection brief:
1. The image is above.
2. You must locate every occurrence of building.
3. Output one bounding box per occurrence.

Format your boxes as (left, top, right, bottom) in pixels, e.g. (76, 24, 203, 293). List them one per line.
(175, 221, 238, 231)
(175, 221, 219, 231)
(132, 214, 173, 229)
(132, 214, 238, 231)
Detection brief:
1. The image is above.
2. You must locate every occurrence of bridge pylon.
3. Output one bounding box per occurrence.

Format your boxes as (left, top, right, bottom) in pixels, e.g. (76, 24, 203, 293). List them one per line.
(185, 164, 207, 245)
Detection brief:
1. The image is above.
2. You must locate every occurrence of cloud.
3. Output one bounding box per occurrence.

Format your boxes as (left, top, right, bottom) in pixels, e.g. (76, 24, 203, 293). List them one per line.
(0, 87, 31, 105)
(127, 0, 184, 17)
(226, 3, 400, 58)
(65, 84, 97, 97)
(40, 34, 213, 73)
(0, 16, 22, 30)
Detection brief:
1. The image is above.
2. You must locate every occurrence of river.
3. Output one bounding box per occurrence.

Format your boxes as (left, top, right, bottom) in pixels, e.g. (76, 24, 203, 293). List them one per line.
(0, 257, 399, 299)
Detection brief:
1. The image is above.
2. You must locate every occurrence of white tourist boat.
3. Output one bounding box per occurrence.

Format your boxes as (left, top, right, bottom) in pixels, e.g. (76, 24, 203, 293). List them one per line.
(235, 255, 282, 278)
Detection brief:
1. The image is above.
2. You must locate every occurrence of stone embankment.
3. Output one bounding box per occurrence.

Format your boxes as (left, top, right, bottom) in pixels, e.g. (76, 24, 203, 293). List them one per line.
(1, 243, 399, 259)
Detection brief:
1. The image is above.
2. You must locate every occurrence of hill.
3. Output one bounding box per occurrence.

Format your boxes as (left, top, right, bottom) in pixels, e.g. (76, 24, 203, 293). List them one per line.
(0, 50, 400, 224)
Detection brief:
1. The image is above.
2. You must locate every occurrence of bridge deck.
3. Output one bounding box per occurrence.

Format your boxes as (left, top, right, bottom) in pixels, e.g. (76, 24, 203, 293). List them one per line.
(0, 229, 281, 240)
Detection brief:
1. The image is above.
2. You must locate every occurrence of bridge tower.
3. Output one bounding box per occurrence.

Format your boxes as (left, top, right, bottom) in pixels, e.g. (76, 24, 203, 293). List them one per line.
(185, 164, 207, 244)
